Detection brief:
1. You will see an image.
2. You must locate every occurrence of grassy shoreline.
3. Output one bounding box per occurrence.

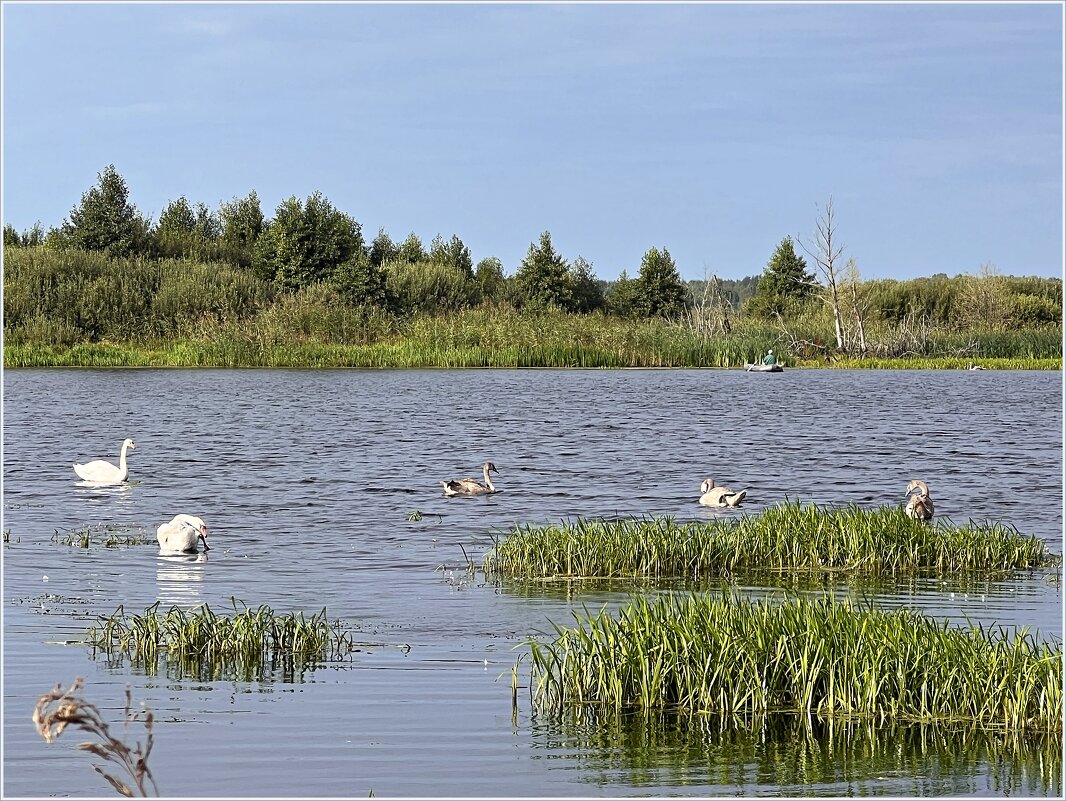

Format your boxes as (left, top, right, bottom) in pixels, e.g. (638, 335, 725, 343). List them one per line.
(4, 341, 1061, 370)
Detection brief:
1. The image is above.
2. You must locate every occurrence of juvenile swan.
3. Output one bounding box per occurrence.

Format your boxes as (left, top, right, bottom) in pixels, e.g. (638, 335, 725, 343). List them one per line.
(73, 438, 136, 484)
(157, 514, 210, 553)
(699, 478, 747, 507)
(905, 480, 934, 522)
(442, 462, 499, 496)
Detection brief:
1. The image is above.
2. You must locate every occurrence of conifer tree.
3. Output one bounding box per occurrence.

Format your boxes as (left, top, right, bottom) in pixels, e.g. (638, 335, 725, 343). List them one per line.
(513, 231, 573, 310)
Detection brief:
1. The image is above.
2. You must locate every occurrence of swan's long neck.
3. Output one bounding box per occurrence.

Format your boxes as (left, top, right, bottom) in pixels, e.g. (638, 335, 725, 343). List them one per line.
(483, 465, 495, 492)
(118, 443, 129, 477)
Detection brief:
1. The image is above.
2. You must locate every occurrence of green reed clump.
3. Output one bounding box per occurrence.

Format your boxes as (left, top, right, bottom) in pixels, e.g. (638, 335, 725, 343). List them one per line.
(484, 503, 1058, 579)
(85, 599, 356, 682)
(51, 525, 154, 548)
(527, 593, 1063, 732)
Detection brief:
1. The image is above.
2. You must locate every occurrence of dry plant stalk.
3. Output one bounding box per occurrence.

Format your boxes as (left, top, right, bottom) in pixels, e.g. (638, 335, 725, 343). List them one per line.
(32, 677, 158, 798)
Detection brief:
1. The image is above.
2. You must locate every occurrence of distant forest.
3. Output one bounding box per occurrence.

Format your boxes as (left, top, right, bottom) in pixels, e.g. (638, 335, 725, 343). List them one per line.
(4, 165, 1061, 365)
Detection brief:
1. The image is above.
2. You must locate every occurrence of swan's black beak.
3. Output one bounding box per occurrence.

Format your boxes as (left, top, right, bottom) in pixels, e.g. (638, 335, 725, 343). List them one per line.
(199, 529, 210, 551)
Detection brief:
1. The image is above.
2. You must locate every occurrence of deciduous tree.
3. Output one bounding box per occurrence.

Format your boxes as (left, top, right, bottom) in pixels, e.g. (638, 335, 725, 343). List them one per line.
(429, 234, 473, 277)
(635, 247, 686, 319)
(252, 192, 364, 290)
(219, 191, 265, 270)
(61, 165, 151, 256)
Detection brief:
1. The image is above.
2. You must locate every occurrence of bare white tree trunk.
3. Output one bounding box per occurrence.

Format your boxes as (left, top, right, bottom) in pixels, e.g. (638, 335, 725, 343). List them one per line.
(843, 258, 868, 356)
(801, 196, 847, 350)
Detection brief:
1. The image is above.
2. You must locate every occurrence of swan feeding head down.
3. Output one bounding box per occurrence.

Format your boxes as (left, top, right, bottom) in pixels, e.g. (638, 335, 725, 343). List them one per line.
(73, 438, 136, 484)
(699, 478, 747, 507)
(905, 480, 934, 522)
(441, 462, 499, 496)
(157, 514, 210, 554)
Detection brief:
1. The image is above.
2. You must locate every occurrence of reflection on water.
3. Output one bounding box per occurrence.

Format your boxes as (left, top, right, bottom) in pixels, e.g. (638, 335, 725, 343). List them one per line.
(155, 553, 208, 607)
(532, 710, 1063, 797)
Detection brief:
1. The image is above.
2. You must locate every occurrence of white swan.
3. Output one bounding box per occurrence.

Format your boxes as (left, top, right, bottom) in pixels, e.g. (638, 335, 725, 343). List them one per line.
(157, 514, 210, 553)
(968, 362, 986, 371)
(905, 480, 934, 522)
(699, 478, 747, 507)
(442, 462, 499, 496)
(73, 438, 136, 484)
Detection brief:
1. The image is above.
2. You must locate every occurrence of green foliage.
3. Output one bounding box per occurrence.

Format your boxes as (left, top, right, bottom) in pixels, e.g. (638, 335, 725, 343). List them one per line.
(486, 503, 1057, 579)
(513, 231, 573, 311)
(526, 592, 1062, 731)
(218, 191, 265, 270)
(568, 256, 606, 313)
(474, 256, 507, 303)
(606, 270, 641, 318)
(634, 247, 687, 319)
(153, 196, 221, 261)
(369, 227, 399, 267)
(331, 251, 389, 308)
(1008, 293, 1061, 326)
(252, 192, 364, 290)
(385, 258, 476, 315)
(396, 232, 427, 264)
(748, 236, 815, 318)
(2, 246, 268, 342)
(85, 599, 356, 682)
(150, 260, 271, 334)
(428, 234, 473, 277)
(3, 221, 45, 247)
(60, 165, 151, 257)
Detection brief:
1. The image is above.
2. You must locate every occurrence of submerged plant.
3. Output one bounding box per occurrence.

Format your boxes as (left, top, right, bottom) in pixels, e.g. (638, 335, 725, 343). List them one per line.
(485, 503, 1058, 580)
(525, 592, 1063, 733)
(84, 599, 357, 682)
(33, 677, 158, 797)
(52, 525, 154, 549)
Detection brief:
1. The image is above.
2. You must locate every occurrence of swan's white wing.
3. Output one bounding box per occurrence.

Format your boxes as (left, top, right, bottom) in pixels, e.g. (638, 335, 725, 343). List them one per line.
(157, 518, 200, 553)
(73, 459, 124, 483)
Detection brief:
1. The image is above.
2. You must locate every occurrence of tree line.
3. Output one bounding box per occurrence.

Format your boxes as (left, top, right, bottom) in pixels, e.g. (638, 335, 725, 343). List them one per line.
(2, 165, 697, 320)
(4, 165, 1061, 356)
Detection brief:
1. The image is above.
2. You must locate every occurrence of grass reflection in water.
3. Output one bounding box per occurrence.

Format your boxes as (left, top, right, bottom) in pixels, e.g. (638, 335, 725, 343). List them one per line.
(531, 710, 1062, 796)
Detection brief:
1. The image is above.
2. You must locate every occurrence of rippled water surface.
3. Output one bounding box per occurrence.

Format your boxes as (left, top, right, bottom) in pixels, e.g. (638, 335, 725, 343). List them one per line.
(3, 368, 1063, 797)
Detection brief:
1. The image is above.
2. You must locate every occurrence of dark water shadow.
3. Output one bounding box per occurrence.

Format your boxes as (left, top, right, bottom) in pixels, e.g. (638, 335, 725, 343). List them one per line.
(530, 709, 1063, 797)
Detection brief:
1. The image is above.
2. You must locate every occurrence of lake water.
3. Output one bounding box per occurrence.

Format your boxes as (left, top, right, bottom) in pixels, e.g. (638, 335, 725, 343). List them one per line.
(2, 368, 1062, 797)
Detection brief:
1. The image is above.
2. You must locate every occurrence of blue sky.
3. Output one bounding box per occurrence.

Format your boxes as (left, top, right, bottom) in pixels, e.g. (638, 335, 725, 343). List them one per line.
(2, 2, 1062, 281)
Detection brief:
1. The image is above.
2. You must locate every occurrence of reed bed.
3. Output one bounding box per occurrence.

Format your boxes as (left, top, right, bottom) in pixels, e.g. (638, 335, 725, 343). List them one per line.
(485, 503, 1058, 580)
(6, 340, 1062, 370)
(526, 592, 1063, 732)
(802, 356, 1061, 371)
(5, 304, 1060, 368)
(85, 600, 356, 682)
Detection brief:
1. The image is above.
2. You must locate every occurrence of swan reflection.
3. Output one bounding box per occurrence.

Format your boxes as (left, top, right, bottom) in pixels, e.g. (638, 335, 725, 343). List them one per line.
(156, 552, 208, 607)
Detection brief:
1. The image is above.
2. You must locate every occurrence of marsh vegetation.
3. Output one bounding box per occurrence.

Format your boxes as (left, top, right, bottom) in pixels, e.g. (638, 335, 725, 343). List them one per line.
(84, 600, 358, 682)
(525, 593, 1062, 732)
(485, 504, 1058, 580)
